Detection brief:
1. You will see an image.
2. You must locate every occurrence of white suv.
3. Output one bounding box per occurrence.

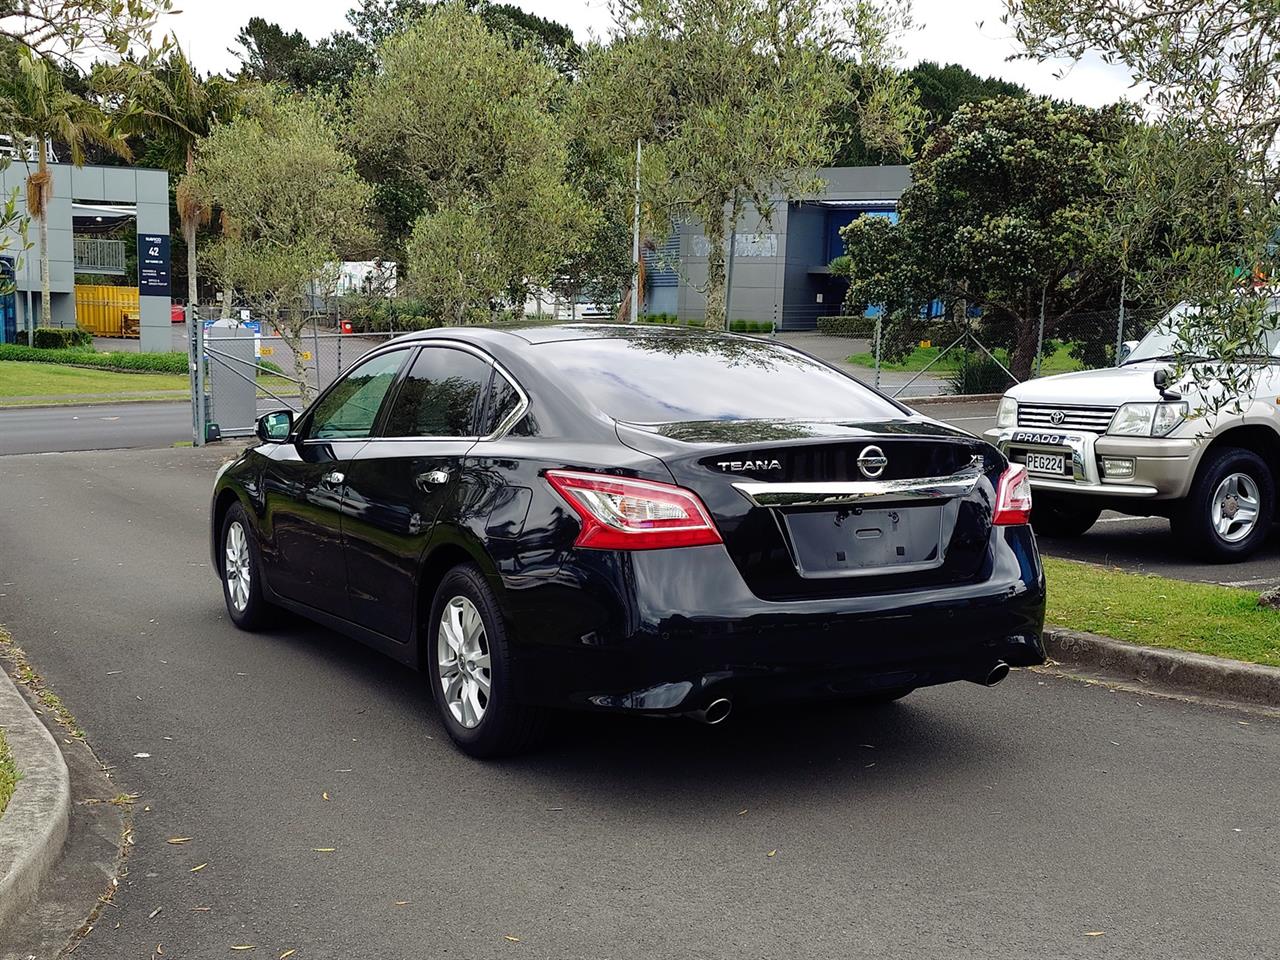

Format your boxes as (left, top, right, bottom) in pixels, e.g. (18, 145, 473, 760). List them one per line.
(984, 308, 1280, 562)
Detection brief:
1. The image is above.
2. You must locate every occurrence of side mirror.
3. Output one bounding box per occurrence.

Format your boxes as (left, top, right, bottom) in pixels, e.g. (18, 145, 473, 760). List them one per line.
(1118, 340, 1139, 363)
(1153, 368, 1182, 401)
(256, 409, 294, 443)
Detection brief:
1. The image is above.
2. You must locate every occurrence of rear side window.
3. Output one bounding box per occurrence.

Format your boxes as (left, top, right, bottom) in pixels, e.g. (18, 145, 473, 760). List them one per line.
(384, 346, 492, 437)
(536, 335, 904, 423)
(479, 371, 523, 436)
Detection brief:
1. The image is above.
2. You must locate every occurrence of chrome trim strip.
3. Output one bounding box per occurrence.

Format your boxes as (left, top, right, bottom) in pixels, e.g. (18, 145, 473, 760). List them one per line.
(732, 457, 985, 508)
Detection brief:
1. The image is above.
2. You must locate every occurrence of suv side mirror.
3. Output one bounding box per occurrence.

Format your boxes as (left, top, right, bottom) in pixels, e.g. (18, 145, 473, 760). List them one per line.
(1153, 368, 1182, 401)
(1118, 340, 1139, 363)
(256, 409, 294, 443)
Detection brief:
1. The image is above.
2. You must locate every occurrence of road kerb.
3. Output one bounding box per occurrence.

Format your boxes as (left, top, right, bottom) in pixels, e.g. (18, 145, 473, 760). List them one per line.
(0, 667, 71, 933)
(1044, 626, 1280, 709)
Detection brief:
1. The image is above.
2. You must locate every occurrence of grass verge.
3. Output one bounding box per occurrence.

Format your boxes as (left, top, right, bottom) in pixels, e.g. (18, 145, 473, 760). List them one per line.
(0, 728, 18, 816)
(0, 360, 189, 402)
(0, 627, 85, 740)
(1044, 557, 1280, 668)
(847, 342, 1082, 374)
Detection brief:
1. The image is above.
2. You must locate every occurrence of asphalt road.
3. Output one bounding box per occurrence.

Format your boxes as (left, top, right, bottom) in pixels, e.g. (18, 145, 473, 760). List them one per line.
(1, 445, 1278, 959)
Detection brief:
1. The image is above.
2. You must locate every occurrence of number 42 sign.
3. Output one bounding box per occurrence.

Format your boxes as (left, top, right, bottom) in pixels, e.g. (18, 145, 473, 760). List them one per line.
(138, 234, 170, 296)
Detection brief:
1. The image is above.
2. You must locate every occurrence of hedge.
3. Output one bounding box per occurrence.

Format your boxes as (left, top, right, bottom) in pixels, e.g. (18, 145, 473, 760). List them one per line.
(816, 315, 877, 337)
(32, 327, 93, 349)
(0, 343, 189, 374)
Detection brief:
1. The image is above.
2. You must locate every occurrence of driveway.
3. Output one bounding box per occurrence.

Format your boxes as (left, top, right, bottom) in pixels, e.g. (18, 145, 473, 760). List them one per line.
(0, 445, 1277, 959)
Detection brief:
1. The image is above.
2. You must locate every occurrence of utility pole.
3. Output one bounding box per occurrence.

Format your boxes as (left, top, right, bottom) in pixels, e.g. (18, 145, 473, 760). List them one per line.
(630, 139, 641, 324)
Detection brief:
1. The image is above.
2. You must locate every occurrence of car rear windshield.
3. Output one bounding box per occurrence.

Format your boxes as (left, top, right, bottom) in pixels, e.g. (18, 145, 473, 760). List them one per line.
(537, 334, 904, 423)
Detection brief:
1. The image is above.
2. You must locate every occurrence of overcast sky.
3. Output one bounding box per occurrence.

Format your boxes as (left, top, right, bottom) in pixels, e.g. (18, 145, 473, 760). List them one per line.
(159, 0, 1138, 108)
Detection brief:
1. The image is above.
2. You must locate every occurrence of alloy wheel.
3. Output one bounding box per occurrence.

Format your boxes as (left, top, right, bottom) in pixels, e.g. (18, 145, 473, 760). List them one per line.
(437, 596, 492, 729)
(1211, 471, 1261, 544)
(224, 520, 252, 612)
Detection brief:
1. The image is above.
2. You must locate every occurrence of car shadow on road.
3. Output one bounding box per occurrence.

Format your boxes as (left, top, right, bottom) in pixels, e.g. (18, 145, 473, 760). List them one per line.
(254, 613, 1025, 803)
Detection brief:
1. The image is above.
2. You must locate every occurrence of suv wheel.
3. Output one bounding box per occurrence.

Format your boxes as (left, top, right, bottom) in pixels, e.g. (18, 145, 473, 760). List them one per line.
(1030, 494, 1102, 539)
(1173, 447, 1275, 562)
(427, 564, 546, 758)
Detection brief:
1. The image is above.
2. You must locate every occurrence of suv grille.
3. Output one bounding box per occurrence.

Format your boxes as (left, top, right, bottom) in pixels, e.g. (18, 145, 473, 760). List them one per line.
(1017, 403, 1117, 433)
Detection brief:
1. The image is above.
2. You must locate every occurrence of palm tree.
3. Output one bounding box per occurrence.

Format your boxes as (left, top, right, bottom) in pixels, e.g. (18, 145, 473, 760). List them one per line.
(0, 49, 129, 328)
(100, 49, 238, 317)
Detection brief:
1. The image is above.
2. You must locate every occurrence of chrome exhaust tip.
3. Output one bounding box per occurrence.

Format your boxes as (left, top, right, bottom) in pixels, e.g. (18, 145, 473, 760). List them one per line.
(971, 661, 1010, 687)
(690, 697, 733, 725)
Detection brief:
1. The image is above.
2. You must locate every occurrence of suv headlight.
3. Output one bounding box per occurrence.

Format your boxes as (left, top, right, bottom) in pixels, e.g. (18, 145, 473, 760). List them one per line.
(1108, 402, 1188, 437)
(996, 396, 1017, 428)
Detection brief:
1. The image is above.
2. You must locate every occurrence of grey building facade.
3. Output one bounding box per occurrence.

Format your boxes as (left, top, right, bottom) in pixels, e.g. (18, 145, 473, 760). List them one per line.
(0, 161, 171, 351)
(644, 165, 909, 330)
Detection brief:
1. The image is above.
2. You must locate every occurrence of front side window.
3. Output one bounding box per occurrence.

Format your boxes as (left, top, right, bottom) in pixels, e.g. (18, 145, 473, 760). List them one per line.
(384, 346, 492, 437)
(308, 349, 409, 440)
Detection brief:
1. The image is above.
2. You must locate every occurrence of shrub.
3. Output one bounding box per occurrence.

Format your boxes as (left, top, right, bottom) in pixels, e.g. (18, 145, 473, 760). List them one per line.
(32, 327, 93, 349)
(946, 351, 1015, 395)
(816, 314, 878, 337)
(0, 343, 188, 374)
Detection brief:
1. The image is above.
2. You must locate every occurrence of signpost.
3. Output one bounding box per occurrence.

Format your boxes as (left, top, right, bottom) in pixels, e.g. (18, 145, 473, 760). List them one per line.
(138, 234, 171, 296)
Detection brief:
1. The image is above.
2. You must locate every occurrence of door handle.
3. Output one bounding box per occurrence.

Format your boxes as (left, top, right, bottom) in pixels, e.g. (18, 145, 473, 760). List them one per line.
(416, 468, 451, 489)
(323, 470, 345, 486)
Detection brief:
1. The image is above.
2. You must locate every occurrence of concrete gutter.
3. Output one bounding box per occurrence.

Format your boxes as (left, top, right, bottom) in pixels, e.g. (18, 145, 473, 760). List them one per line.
(1044, 627, 1280, 709)
(905, 392, 1004, 406)
(0, 669, 71, 934)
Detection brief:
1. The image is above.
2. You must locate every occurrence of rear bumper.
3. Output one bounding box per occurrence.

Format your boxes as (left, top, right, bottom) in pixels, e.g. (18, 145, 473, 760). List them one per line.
(984, 427, 1197, 500)
(499, 528, 1046, 713)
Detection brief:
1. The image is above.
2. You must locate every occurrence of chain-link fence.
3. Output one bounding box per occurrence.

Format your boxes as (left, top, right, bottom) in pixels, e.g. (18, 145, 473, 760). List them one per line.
(805, 305, 1168, 399)
(188, 303, 403, 443)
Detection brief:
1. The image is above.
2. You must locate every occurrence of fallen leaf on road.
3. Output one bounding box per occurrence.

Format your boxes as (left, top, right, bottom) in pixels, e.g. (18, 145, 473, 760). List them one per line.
(134, 753, 151, 758)
(394, 901, 409, 906)
(736, 809, 748, 816)
(107, 670, 122, 676)
(322, 792, 330, 801)
(1084, 932, 1104, 937)
(231, 946, 256, 951)
(166, 837, 193, 844)
(149, 907, 162, 919)
(312, 848, 335, 853)
(766, 849, 777, 858)
(504, 936, 521, 943)
(279, 951, 296, 959)
(191, 907, 211, 912)
(191, 863, 208, 872)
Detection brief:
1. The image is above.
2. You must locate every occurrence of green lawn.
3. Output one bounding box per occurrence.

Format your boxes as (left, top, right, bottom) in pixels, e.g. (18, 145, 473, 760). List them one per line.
(0, 360, 295, 406)
(1044, 557, 1280, 667)
(0, 360, 189, 404)
(0, 728, 18, 816)
(847, 342, 1083, 374)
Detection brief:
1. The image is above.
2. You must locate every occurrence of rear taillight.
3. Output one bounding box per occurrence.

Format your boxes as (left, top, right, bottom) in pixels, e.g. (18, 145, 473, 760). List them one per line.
(545, 469, 723, 550)
(992, 464, 1033, 525)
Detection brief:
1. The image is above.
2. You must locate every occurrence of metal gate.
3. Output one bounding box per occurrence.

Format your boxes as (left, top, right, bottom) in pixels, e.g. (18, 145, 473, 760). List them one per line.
(186, 306, 401, 444)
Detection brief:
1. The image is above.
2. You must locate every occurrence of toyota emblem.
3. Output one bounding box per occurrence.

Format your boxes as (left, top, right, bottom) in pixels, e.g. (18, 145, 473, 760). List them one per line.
(857, 445, 889, 479)
(1049, 410, 1066, 425)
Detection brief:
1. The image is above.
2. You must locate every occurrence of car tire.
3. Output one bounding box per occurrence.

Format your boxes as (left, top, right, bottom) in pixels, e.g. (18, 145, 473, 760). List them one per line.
(1172, 447, 1275, 563)
(427, 564, 546, 759)
(1030, 494, 1102, 539)
(220, 502, 272, 630)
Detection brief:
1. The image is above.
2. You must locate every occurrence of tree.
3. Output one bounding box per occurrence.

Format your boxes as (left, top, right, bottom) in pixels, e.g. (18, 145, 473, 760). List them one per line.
(1, 0, 172, 62)
(346, 3, 592, 320)
(0, 48, 129, 326)
(97, 49, 239, 312)
(577, 0, 921, 330)
(185, 91, 372, 403)
(231, 18, 368, 95)
(835, 61, 1028, 166)
(836, 97, 1125, 379)
(1006, 0, 1280, 406)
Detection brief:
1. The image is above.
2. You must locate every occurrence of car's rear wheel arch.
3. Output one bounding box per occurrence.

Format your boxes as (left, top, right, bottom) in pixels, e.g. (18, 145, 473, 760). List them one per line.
(415, 535, 504, 669)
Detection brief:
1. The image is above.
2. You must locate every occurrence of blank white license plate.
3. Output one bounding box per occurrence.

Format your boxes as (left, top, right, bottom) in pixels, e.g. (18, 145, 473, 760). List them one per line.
(1025, 452, 1066, 475)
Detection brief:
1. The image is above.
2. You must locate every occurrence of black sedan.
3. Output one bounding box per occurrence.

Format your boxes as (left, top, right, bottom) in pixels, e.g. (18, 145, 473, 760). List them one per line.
(211, 324, 1046, 756)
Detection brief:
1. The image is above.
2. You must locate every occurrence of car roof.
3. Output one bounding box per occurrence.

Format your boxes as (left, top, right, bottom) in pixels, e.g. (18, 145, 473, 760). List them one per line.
(400, 322, 741, 347)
